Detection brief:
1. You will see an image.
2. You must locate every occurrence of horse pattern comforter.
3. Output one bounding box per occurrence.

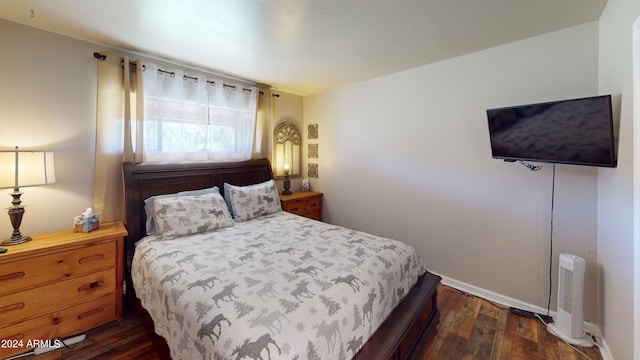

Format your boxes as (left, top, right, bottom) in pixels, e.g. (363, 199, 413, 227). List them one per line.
(132, 211, 426, 360)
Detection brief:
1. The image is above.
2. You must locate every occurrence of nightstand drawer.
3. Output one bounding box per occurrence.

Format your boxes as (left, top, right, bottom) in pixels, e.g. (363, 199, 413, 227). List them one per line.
(280, 191, 323, 221)
(0, 294, 116, 359)
(304, 196, 321, 213)
(0, 268, 116, 324)
(305, 211, 321, 221)
(0, 241, 116, 295)
(282, 197, 320, 213)
(282, 200, 306, 215)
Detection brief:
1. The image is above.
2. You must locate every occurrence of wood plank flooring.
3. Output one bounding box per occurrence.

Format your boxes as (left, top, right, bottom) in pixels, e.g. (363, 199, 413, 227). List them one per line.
(16, 285, 603, 360)
(417, 286, 603, 360)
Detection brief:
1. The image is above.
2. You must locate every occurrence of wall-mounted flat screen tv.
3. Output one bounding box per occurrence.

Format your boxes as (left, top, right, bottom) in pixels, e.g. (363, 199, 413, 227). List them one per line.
(486, 95, 616, 167)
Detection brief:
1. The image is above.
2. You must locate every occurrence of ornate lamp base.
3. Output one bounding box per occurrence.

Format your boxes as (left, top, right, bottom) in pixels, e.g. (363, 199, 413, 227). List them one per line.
(3, 188, 31, 245)
(282, 174, 292, 195)
(2, 235, 31, 245)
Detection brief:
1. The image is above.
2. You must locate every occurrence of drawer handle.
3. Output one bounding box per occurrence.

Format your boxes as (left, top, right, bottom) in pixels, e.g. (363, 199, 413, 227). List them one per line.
(5, 333, 24, 341)
(78, 280, 104, 292)
(290, 207, 300, 211)
(0, 271, 25, 282)
(0, 302, 25, 315)
(307, 202, 318, 209)
(77, 307, 105, 320)
(79, 254, 105, 264)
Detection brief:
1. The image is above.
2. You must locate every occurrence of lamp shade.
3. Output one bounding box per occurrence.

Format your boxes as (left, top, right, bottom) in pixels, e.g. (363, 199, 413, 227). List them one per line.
(0, 149, 56, 189)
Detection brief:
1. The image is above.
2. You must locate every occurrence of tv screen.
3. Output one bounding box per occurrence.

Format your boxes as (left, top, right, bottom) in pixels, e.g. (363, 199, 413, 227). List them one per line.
(486, 95, 616, 167)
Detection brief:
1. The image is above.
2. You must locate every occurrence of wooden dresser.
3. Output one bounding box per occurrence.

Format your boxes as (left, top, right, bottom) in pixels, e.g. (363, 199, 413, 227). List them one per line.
(0, 222, 127, 358)
(279, 191, 323, 221)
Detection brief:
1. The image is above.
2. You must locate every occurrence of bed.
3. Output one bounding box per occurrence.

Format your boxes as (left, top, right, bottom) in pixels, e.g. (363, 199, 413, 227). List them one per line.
(123, 158, 440, 360)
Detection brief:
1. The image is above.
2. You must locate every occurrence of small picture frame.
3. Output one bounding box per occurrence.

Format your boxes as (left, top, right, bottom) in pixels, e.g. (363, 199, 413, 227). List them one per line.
(308, 124, 318, 139)
(308, 144, 318, 158)
(308, 163, 318, 178)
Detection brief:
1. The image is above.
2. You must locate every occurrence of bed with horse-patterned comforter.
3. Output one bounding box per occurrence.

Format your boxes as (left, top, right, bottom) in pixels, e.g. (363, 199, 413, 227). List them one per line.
(132, 211, 426, 360)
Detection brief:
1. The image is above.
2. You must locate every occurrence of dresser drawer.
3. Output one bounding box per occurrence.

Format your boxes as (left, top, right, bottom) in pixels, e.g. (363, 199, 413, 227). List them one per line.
(0, 241, 116, 295)
(0, 268, 116, 325)
(0, 294, 116, 359)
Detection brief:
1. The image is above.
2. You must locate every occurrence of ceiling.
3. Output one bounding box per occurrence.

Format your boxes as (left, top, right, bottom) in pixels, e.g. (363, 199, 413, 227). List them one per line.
(0, 0, 607, 96)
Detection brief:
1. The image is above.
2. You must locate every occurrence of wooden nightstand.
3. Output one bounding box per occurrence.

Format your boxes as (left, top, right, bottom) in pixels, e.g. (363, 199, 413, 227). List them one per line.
(279, 191, 323, 221)
(0, 221, 127, 359)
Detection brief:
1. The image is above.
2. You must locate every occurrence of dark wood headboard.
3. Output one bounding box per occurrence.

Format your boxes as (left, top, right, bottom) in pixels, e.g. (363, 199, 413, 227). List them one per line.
(122, 158, 273, 307)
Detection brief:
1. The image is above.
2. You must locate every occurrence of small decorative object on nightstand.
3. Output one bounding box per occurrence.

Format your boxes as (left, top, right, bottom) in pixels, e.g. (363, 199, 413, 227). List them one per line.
(280, 191, 322, 221)
(282, 163, 292, 195)
(0, 221, 127, 359)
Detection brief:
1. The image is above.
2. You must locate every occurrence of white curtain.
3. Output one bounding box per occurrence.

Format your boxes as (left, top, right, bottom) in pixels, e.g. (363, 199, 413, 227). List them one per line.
(254, 88, 273, 161)
(93, 56, 272, 221)
(142, 63, 260, 162)
(93, 52, 143, 222)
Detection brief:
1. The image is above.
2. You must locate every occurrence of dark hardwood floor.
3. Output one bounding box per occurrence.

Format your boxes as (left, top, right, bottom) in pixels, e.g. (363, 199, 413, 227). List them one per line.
(418, 286, 603, 360)
(18, 285, 603, 360)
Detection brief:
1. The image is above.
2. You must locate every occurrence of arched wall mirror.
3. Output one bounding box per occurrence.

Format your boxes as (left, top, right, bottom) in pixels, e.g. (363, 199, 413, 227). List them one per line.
(274, 122, 301, 178)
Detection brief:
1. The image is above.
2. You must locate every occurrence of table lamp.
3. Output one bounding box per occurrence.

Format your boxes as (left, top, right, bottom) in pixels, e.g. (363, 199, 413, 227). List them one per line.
(0, 147, 56, 245)
(282, 162, 292, 195)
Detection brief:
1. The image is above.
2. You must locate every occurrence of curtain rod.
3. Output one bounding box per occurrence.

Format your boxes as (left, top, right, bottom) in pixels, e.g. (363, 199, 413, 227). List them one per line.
(93, 52, 280, 97)
(92, 51, 272, 90)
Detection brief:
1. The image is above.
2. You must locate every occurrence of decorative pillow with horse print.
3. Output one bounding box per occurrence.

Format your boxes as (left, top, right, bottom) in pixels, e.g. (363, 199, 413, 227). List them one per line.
(224, 180, 281, 222)
(144, 186, 220, 236)
(153, 192, 234, 239)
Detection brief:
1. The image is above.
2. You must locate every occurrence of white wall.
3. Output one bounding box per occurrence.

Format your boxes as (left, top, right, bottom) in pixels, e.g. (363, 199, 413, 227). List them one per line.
(0, 19, 97, 237)
(304, 23, 601, 322)
(636, 18, 640, 360)
(597, 0, 640, 359)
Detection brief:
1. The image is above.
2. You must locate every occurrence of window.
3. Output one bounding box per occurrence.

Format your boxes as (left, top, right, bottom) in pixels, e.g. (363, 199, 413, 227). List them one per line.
(142, 63, 257, 162)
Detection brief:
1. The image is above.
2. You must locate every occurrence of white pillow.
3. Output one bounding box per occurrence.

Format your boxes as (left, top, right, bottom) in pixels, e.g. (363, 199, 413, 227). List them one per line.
(224, 180, 281, 222)
(144, 186, 219, 235)
(153, 192, 233, 239)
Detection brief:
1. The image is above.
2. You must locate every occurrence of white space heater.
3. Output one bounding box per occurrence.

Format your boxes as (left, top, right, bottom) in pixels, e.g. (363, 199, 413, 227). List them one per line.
(547, 253, 593, 347)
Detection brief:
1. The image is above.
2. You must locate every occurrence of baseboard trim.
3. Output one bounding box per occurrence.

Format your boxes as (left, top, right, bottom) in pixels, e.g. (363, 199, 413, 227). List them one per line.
(596, 340, 615, 360)
(435, 273, 614, 360)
